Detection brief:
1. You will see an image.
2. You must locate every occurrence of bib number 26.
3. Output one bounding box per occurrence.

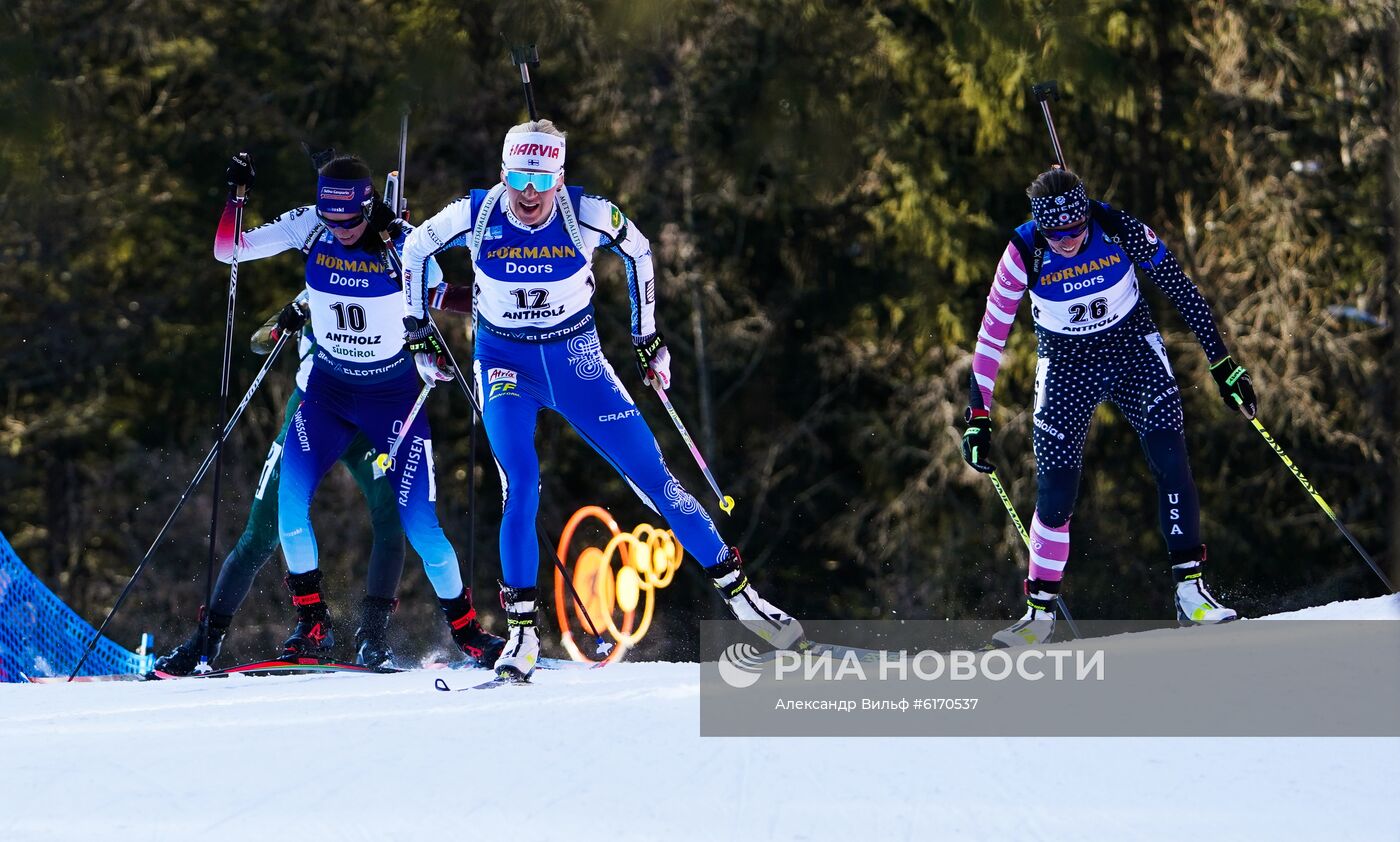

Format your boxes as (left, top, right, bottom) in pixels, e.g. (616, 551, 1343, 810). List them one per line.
(1068, 297, 1108, 324)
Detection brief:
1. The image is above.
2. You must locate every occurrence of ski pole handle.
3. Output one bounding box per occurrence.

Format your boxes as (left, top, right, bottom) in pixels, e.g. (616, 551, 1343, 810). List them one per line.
(651, 381, 734, 514)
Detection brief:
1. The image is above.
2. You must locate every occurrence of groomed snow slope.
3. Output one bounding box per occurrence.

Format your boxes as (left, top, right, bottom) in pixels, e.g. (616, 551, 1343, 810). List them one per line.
(2, 596, 1397, 842)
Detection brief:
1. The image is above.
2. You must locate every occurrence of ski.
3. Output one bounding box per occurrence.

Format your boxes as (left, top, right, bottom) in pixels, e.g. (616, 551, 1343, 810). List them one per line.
(156, 657, 399, 679)
(432, 667, 534, 692)
(470, 672, 531, 690)
(33, 655, 592, 684)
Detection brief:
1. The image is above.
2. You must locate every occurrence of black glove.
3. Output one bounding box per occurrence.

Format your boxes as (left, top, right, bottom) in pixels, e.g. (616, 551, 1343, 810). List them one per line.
(403, 315, 453, 385)
(275, 300, 309, 335)
(961, 408, 994, 473)
(1209, 355, 1257, 418)
(225, 152, 255, 193)
(403, 316, 445, 356)
(363, 198, 399, 241)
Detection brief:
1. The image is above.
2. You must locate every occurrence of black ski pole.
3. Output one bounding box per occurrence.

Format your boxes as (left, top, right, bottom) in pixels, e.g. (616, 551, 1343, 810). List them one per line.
(1031, 80, 1067, 169)
(507, 39, 542, 121)
(69, 330, 292, 680)
(198, 183, 248, 672)
(467, 340, 479, 605)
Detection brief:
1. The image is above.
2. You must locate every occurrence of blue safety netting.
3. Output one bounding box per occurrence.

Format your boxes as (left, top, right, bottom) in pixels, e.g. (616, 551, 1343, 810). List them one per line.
(0, 530, 150, 682)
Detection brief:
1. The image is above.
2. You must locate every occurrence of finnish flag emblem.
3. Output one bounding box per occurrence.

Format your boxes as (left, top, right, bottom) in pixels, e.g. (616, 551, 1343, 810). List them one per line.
(527, 158, 541, 168)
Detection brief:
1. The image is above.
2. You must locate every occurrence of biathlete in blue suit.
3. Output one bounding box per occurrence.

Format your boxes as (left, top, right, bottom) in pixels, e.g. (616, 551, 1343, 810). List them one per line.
(401, 120, 804, 679)
(213, 153, 504, 665)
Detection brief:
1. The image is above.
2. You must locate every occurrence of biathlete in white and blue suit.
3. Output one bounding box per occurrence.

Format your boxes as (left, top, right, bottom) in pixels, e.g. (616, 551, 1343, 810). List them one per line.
(401, 120, 803, 678)
(214, 153, 505, 665)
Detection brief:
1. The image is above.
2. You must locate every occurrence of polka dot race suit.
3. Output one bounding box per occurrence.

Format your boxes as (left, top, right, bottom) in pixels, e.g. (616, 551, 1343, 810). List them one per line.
(401, 186, 729, 589)
(971, 202, 1231, 583)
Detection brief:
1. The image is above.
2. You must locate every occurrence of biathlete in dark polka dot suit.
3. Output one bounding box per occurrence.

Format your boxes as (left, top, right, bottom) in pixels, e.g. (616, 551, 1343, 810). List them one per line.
(960, 169, 1259, 646)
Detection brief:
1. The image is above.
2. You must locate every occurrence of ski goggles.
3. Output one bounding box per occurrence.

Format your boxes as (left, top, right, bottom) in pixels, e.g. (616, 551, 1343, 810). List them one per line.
(1042, 219, 1089, 241)
(503, 169, 561, 193)
(316, 209, 367, 230)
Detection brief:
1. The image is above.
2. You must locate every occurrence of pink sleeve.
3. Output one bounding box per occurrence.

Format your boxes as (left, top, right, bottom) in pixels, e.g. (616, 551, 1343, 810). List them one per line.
(971, 242, 1028, 411)
(213, 196, 248, 263)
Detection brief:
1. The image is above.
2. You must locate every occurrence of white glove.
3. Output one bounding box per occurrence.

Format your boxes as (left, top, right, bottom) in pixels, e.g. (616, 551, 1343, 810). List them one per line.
(633, 333, 672, 390)
(414, 352, 454, 386)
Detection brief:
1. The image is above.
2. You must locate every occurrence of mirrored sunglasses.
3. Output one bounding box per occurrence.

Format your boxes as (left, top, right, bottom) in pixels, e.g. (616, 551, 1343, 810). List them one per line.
(504, 169, 560, 193)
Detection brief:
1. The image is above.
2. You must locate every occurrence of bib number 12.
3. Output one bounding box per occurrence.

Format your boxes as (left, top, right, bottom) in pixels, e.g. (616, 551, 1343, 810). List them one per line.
(510, 288, 550, 309)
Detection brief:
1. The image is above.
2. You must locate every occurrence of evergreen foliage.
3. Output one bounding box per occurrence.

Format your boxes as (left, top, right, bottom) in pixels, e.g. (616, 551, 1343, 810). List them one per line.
(0, 0, 1392, 658)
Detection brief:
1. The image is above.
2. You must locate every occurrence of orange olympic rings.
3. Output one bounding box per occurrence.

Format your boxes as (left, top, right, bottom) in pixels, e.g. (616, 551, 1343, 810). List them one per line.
(553, 505, 684, 663)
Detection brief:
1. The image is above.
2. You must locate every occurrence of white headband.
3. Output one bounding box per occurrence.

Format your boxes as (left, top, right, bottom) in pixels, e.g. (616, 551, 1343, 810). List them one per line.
(502, 132, 565, 174)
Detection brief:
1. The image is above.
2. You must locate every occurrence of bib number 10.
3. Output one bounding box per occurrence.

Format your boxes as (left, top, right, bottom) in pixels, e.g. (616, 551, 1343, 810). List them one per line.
(1068, 297, 1109, 324)
(330, 301, 367, 332)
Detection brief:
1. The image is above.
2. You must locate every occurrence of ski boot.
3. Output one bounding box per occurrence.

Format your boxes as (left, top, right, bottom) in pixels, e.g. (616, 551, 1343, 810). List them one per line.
(707, 548, 805, 649)
(281, 569, 335, 658)
(990, 579, 1058, 648)
(439, 589, 506, 669)
(153, 607, 232, 676)
(354, 595, 398, 668)
(493, 585, 540, 681)
(1172, 546, 1238, 625)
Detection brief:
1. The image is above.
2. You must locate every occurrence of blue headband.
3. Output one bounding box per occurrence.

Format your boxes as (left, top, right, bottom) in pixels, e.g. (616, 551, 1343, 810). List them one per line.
(316, 175, 374, 215)
(1030, 182, 1089, 229)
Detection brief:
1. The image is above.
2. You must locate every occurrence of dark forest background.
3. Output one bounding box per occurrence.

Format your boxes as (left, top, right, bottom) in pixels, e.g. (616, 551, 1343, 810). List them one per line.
(1, 0, 1397, 664)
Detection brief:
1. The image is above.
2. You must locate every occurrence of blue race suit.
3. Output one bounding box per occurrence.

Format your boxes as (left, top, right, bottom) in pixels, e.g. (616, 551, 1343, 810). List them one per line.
(402, 185, 729, 588)
(217, 204, 464, 598)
